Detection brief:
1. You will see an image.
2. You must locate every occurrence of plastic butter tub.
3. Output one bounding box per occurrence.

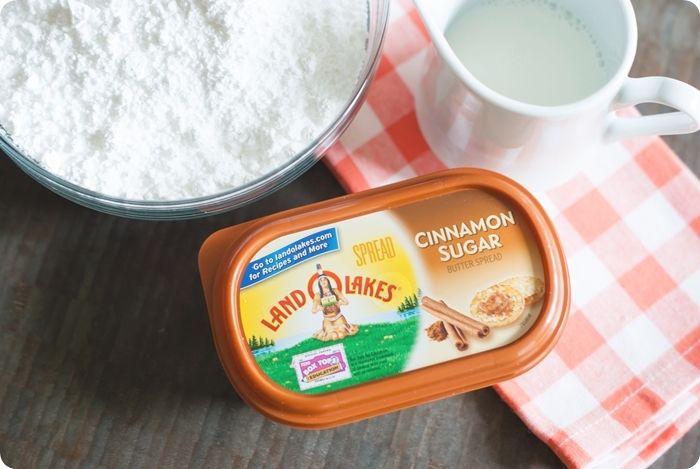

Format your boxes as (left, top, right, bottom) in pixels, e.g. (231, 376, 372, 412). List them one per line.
(199, 169, 570, 428)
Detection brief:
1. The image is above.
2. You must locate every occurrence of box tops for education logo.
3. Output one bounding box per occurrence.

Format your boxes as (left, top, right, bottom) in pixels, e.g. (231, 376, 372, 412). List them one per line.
(291, 343, 352, 391)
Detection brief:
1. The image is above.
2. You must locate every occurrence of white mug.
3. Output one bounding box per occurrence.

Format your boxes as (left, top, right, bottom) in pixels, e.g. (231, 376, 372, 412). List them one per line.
(414, 0, 700, 189)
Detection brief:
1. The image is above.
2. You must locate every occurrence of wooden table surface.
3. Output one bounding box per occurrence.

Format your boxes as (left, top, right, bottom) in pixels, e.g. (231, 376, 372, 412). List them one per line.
(1, 1, 699, 467)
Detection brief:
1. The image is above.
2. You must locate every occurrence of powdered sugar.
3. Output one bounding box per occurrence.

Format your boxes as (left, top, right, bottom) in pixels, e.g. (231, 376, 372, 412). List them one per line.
(0, 0, 368, 200)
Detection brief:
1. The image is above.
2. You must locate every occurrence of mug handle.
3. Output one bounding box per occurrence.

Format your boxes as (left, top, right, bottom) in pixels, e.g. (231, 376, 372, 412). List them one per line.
(605, 76, 700, 141)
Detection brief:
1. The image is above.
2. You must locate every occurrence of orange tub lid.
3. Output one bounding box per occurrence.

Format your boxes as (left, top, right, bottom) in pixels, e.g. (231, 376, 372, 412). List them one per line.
(199, 168, 570, 429)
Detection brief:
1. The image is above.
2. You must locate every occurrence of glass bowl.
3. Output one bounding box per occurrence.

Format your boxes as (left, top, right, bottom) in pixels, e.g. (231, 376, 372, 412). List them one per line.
(1, 0, 390, 220)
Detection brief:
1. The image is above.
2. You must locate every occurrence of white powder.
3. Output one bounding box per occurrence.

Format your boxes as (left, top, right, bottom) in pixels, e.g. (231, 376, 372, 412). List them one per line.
(0, 0, 368, 200)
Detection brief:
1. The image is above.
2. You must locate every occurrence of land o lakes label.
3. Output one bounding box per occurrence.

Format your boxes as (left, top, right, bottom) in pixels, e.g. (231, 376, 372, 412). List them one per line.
(238, 189, 546, 395)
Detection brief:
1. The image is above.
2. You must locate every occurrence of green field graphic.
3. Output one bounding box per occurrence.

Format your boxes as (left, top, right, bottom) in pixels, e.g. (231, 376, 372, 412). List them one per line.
(256, 315, 420, 394)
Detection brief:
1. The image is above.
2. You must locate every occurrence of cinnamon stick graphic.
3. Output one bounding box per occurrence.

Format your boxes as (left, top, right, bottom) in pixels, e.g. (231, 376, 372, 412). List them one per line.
(421, 296, 490, 338)
(440, 302, 472, 342)
(455, 326, 470, 341)
(456, 325, 469, 342)
(444, 321, 468, 351)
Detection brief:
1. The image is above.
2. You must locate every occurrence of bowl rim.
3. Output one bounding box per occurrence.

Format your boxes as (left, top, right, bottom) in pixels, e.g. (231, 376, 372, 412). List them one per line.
(1, 0, 391, 218)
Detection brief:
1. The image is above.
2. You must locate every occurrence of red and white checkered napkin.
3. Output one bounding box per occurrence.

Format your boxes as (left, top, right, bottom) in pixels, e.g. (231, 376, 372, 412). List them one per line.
(324, 1, 700, 467)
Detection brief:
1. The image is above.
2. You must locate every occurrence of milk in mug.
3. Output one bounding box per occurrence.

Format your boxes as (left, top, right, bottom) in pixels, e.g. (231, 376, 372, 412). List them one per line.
(445, 0, 611, 106)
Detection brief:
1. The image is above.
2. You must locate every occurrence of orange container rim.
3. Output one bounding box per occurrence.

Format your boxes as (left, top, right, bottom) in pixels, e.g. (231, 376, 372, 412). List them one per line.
(199, 168, 570, 429)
